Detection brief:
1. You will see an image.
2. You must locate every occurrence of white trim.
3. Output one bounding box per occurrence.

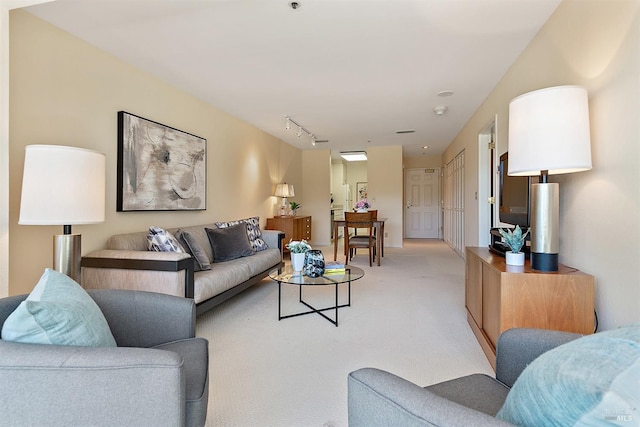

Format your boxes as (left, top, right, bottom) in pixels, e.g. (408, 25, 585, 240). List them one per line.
(477, 115, 497, 247)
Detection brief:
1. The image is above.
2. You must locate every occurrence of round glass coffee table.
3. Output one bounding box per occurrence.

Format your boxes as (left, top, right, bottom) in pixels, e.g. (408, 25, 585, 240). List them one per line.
(269, 265, 364, 327)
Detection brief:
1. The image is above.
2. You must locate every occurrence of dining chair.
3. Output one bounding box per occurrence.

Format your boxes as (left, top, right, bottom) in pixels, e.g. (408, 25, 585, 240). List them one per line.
(344, 211, 376, 267)
(352, 210, 377, 237)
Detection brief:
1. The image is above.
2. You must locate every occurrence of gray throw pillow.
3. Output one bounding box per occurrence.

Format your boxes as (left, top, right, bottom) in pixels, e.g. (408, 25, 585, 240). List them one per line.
(215, 216, 268, 252)
(205, 224, 255, 262)
(176, 229, 212, 272)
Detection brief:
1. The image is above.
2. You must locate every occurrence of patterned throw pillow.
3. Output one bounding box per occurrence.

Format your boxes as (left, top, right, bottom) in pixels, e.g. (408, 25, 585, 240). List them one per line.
(215, 216, 268, 252)
(147, 226, 184, 252)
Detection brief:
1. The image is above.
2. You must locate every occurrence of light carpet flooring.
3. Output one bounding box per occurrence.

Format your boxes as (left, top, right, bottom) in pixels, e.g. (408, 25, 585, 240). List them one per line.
(196, 239, 494, 427)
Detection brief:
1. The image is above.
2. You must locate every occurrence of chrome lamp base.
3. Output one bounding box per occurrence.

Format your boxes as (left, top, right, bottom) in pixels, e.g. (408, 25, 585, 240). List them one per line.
(53, 233, 82, 283)
(530, 182, 559, 272)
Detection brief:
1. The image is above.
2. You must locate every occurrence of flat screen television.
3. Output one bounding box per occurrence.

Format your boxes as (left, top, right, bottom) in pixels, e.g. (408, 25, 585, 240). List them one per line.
(498, 152, 531, 228)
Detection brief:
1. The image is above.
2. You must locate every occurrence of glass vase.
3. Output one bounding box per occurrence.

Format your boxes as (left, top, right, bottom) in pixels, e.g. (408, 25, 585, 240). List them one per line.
(303, 250, 325, 278)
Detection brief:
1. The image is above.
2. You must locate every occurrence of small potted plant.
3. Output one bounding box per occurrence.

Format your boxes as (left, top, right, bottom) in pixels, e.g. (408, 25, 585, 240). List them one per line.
(289, 201, 301, 216)
(498, 225, 530, 266)
(286, 239, 311, 271)
(354, 199, 371, 212)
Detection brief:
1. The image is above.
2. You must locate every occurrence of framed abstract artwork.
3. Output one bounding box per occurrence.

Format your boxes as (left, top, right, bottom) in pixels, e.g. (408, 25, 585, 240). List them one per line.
(356, 182, 368, 200)
(117, 111, 206, 211)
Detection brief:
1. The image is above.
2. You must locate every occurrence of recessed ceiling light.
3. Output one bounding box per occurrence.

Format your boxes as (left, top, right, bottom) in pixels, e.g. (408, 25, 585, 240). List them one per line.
(395, 129, 415, 134)
(434, 106, 448, 115)
(340, 151, 367, 161)
(437, 90, 454, 97)
(422, 145, 429, 149)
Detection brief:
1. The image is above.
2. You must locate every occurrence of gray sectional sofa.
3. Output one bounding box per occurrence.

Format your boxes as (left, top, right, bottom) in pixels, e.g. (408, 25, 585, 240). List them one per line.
(81, 222, 284, 315)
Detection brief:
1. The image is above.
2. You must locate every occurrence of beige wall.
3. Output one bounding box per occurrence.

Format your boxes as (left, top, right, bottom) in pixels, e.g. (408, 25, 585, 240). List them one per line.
(8, 10, 302, 295)
(301, 149, 331, 246)
(403, 155, 443, 170)
(442, 0, 640, 330)
(368, 146, 403, 248)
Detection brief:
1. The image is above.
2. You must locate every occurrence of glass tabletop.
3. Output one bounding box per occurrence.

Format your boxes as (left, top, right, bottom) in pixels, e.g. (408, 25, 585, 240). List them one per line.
(269, 265, 364, 286)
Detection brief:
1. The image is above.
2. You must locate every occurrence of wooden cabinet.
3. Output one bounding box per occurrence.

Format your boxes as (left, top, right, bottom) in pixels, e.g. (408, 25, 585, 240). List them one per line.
(266, 216, 312, 250)
(465, 247, 594, 369)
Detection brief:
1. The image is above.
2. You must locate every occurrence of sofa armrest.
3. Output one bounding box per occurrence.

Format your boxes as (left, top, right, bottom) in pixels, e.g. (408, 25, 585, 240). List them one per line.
(495, 328, 582, 387)
(82, 249, 195, 298)
(348, 368, 513, 427)
(262, 229, 285, 260)
(0, 340, 185, 426)
(88, 289, 196, 348)
(262, 229, 285, 250)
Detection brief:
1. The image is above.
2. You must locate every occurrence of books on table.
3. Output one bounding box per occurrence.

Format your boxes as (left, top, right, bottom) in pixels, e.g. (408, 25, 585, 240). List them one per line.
(324, 261, 345, 275)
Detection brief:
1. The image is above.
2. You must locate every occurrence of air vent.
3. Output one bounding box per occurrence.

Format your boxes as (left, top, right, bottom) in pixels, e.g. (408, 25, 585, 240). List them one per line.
(314, 139, 329, 143)
(395, 129, 415, 134)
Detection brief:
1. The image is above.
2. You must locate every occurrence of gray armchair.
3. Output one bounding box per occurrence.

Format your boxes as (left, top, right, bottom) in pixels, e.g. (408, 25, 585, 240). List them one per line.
(0, 289, 209, 427)
(348, 328, 581, 426)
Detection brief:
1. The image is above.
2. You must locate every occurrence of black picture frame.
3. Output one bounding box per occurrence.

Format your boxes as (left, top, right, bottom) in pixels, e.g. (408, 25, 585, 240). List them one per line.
(117, 111, 206, 211)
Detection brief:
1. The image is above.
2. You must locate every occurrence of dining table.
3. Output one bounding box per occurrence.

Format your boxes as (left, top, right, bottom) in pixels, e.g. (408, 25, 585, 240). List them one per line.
(333, 217, 387, 266)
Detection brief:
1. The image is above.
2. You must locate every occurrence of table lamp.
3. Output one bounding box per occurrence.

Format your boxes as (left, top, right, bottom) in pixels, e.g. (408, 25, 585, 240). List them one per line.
(19, 145, 106, 282)
(508, 86, 592, 271)
(274, 183, 294, 217)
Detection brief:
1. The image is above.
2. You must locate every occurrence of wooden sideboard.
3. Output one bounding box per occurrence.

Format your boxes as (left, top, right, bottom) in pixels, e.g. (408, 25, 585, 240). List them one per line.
(465, 247, 594, 369)
(266, 216, 312, 250)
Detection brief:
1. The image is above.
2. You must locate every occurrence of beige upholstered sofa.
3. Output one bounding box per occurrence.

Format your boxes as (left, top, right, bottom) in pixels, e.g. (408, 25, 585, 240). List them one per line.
(81, 222, 284, 315)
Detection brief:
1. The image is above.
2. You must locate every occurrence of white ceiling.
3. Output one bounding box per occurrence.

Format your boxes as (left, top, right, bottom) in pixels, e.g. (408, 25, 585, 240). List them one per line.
(23, 0, 561, 158)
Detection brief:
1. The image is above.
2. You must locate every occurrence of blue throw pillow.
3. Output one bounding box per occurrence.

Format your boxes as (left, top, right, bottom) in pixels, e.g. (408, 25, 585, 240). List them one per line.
(497, 323, 640, 426)
(1, 269, 117, 347)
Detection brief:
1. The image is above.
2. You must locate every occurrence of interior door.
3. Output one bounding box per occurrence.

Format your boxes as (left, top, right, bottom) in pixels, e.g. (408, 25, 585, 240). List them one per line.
(405, 168, 440, 238)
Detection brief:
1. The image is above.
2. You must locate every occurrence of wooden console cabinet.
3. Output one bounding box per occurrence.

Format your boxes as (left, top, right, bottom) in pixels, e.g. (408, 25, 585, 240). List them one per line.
(266, 216, 312, 250)
(465, 247, 594, 369)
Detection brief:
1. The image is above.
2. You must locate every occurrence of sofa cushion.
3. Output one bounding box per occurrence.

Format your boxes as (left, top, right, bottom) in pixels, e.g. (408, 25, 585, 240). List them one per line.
(206, 224, 255, 262)
(193, 259, 252, 303)
(215, 216, 268, 252)
(1, 269, 117, 347)
(497, 323, 640, 426)
(148, 226, 184, 253)
(427, 374, 510, 417)
(176, 229, 212, 272)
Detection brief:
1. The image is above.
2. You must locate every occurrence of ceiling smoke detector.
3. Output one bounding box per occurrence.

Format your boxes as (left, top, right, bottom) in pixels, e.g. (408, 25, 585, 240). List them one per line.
(434, 106, 448, 116)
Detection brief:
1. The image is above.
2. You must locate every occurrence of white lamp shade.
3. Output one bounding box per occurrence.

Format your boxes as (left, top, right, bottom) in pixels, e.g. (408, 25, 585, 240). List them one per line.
(274, 183, 295, 198)
(19, 145, 106, 225)
(508, 86, 592, 176)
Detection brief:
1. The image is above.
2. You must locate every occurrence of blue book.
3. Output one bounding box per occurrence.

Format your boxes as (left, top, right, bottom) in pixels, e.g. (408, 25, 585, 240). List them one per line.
(325, 261, 345, 270)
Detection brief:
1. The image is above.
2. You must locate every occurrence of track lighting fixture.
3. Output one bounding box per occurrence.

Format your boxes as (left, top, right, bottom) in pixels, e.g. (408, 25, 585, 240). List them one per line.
(284, 115, 320, 146)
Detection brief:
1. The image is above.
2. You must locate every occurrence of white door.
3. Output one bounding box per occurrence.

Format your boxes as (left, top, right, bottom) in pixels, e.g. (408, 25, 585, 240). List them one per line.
(405, 168, 440, 238)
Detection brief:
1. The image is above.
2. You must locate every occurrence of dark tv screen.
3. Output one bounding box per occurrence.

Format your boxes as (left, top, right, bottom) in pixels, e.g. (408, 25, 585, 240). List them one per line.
(499, 152, 530, 228)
